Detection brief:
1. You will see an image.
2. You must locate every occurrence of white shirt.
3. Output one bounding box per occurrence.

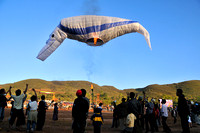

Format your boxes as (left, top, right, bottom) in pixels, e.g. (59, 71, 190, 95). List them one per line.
(126, 113, 137, 128)
(29, 101, 38, 111)
(161, 104, 168, 117)
(11, 94, 25, 109)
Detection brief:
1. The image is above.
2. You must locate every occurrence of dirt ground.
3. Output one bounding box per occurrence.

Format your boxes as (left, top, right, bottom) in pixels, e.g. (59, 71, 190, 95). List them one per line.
(0, 108, 200, 133)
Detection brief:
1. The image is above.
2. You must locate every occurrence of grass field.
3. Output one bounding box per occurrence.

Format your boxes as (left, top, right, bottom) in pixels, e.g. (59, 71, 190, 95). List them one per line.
(0, 108, 200, 133)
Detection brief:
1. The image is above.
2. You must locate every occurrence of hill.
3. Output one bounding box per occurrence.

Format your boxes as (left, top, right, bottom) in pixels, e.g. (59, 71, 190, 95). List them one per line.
(1, 79, 200, 104)
(124, 80, 200, 103)
(0, 79, 126, 104)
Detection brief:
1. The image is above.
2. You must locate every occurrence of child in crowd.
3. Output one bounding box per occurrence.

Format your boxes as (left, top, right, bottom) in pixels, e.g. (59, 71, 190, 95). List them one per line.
(53, 103, 58, 121)
(97, 103, 103, 114)
(91, 108, 104, 133)
(26, 89, 38, 132)
(122, 112, 137, 133)
(171, 106, 177, 124)
(188, 114, 192, 128)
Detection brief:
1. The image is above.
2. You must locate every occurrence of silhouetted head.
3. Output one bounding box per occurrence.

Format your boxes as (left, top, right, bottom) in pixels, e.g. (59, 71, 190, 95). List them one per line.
(31, 95, 37, 101)
(0, 89, 5, 94)
(41, 95, 45, 100)
(99, 103, 103, 107)
(122, 98, 126, 102)
(176, 89, 183, 96)
(161, 99, 166, 104)
(130, 92, 135, 99)
(81, 89, 86, 97)
(15, 89, 21, 96)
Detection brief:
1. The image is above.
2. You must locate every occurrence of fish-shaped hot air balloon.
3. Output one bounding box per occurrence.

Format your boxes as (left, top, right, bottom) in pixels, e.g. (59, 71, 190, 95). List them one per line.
(37, 15, 151, 61)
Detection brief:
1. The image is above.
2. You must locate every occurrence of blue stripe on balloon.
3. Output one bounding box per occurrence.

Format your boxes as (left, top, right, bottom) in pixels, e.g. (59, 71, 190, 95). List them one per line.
(58, 21, 137, 35)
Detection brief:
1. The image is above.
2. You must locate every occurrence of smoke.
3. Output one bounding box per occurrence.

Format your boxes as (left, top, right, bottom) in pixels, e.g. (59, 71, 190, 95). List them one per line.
(82, 0, 100, 15)
(85, 59, 94, 81)
(83, 48, 95, 82)
(81, 0, 100, 81)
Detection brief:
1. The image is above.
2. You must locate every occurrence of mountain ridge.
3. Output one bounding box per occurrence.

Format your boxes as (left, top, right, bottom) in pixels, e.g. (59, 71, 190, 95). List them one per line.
(1, 79, 200, 104)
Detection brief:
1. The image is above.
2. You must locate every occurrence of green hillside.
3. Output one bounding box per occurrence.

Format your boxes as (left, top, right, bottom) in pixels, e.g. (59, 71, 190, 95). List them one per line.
(0, 79, 126, 104)
(1, 79, 200, 104)
(124, 80, 200, 103)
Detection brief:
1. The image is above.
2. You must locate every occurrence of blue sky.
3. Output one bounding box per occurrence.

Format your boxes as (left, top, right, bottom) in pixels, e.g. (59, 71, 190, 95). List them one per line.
(0, 0, 200, 89)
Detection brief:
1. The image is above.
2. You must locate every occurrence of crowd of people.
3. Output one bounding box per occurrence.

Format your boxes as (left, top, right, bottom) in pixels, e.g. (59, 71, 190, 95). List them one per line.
(110, 89, 200, 133)
(0, 84, 56, 132)
(71, 88, 199, 133)
(72, 89, 104, 133)
(1, 84, 200, 133)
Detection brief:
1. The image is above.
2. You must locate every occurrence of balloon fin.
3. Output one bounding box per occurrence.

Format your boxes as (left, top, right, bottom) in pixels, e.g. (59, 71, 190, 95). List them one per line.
(137, 24, 152, 50)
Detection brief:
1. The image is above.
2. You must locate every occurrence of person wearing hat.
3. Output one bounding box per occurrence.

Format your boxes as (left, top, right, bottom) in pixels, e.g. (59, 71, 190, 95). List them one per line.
(72, 90, 89, 133)
(161, 99, 171, 133)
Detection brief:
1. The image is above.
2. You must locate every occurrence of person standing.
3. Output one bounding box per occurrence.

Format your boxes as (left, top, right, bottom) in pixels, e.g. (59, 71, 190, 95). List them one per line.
(145, 98, 155, 133)
(171, 106, 177, 124)
(21, 89, 28, 126)
(9, 84, 28, 130)
(36, 95, 52, 131)
(26, 88, 38, 132)
(118, 98, 128, 130)
(127, 92, 142, 133)
(153, 104, 159, 131)
(122, 112, 137, 133)
(161, 99, 171, 133)
(72, 90, 89, 133)
(0, 87, 11, 122)
(91, 108, 104, 133)
(128, 92, 140, 118)
(52, 103, 58, 121)
(111, 101, 119, 128)
(176, 89, 190, 133)
(81, 89, 90, 107)
(81, 89, 90, 116)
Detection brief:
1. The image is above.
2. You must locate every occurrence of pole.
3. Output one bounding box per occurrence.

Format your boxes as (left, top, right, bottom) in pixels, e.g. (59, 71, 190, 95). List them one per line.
(91, 84, 94, 105)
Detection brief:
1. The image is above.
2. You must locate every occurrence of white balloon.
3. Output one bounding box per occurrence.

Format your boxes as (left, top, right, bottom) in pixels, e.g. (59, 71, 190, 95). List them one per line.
(37, 15, 151, 61)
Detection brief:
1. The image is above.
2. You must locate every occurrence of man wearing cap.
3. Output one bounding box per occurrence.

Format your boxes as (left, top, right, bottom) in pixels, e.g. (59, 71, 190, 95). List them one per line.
(72, 90, 89, 133)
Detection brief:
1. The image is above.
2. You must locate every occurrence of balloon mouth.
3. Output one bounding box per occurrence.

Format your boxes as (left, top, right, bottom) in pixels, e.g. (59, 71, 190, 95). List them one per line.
(86, 38, 104, 46)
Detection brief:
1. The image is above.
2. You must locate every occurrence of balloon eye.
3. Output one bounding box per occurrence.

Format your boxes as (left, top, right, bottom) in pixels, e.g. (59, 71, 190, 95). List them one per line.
(52, 34, 54, 38)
